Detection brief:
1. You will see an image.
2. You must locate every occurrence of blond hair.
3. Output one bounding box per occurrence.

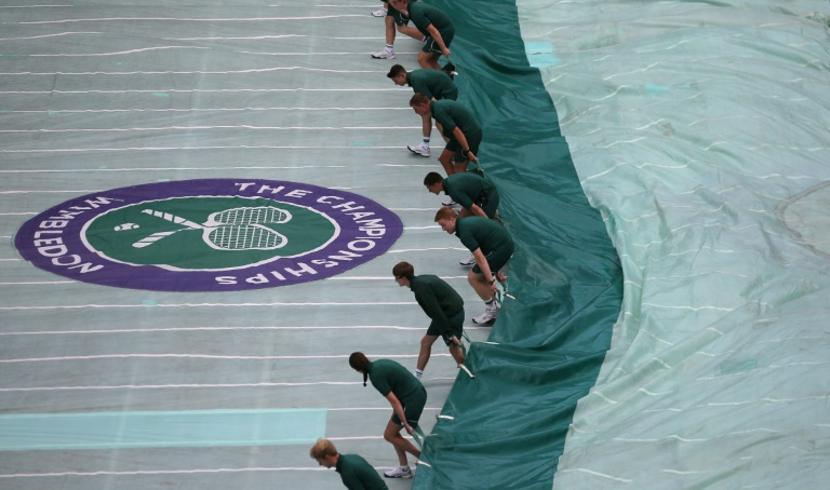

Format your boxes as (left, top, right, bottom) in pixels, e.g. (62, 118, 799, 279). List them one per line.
(434, 206, 457, 222)
(309, 438, 338, 460)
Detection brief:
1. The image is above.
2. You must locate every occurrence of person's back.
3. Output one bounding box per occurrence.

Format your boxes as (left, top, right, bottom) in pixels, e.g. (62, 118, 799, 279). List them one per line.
(455, 216, 512, 255)
(431, 99, 481, 137)
(408, 68, 458, 100)
(444, 172, 496, 209)
(338, 453, 388, 490)
(411, 273, 464, 317)
(408, 1, 454, 37)
(369, 359, 423, 402)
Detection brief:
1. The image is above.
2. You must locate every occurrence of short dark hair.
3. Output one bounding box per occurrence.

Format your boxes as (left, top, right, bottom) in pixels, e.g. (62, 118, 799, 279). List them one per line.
(423, 172, 443, 187)
(409, 93, 430, 107)
(387, 64, 406, 79)
(392, 261, 415, 280)
(434, 206, 456, 222)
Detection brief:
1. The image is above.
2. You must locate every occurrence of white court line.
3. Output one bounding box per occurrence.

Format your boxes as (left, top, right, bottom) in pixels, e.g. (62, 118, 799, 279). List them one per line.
(236, 50, 418, 56)
(0, 276, 468, 286)
(0, 212, 36, 216)
(166, 35, 382, 41)
(0, 165, 347, 174)
(0, 382, 452, 392)
(29, 46, 208, 57)
(0, 32, 98, 41)
(0, 465, 415, 479)
(388, 247, 466, 253)
(4, 107, 410, 113)
(0, 322, 484, 335)
(0, 68, 390, 75)
(0, 190, 96, 194)
(18, 15, 367, 24)
(0, 353, 451, 364)
(0, 125, 420, 133)
(0, 4, 72, 7)
(0, 301, 417, 311)
(0, 382, 364, 392)
(0, 145, 409, 154)
(0, 325, 426, 336)
(0, 87, 394, 92)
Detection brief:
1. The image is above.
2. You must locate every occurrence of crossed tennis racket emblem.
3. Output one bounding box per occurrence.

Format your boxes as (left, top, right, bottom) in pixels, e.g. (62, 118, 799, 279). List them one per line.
(131, 205, 293, 251)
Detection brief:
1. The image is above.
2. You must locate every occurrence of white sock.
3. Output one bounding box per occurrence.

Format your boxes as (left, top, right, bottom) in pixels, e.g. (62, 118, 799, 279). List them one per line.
(414, 368, 423, 379)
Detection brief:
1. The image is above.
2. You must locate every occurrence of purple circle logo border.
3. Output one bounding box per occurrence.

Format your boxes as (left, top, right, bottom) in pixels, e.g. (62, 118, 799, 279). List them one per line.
(14, 179, 404, 292)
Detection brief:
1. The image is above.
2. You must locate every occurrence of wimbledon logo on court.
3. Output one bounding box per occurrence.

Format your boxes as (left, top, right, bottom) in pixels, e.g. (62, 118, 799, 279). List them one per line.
(15, 179, 403, 291)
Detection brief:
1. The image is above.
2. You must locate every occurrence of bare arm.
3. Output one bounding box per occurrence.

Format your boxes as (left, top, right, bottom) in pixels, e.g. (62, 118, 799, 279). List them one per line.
(426, 24, 450, 57)
(469, 203, 488, 218)
(472, 247, 498, 294)
(452, 126, 477, 161)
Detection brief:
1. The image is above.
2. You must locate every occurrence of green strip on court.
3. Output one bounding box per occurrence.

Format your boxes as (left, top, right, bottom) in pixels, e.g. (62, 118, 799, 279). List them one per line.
(0, 409, 326, 451)
(411, 0, 622, 489)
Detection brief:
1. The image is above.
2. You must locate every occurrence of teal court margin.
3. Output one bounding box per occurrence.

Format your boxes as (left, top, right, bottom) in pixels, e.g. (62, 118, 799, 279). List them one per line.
(0, 409, 326, 451)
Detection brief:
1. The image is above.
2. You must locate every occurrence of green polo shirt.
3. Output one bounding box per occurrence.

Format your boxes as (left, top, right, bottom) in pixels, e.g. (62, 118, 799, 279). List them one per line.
(407, 69, 458, 100)
(409, 2, 454, 38)
(430, 99, 481, 140)
(368, 359, 423, 405)
(443, 172, 497, 210)
(455, 216, 513, 254)
(336, 453, 388, 490)
(410, 274, 464, 334)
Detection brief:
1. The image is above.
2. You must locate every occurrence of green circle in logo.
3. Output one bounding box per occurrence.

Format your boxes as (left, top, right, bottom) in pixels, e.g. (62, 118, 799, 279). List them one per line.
(83, 196, 338, 271)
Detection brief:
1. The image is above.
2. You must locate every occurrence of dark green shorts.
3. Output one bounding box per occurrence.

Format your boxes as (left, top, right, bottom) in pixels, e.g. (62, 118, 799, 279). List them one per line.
(390, 386, 427, 428)
(477, 191, 500, 219)
(422, 29, 455, 53)
(446, 129, 482, 156)
(472, 243, 514, 275)
(426, 309, 464, 345)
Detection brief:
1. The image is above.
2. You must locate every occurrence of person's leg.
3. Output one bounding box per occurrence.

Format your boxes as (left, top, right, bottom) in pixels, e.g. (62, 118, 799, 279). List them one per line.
(468, 269, 492, 301)
(397, 23, 424, 41)
(469, 263, 500, 325)
(416, 334, 438, 373)
(407, 113, 432, 157)
(418, 51, 441, 70)
(438, 148, 456, 175)
(449, 342, 465, 365)
(421, 113, 432, 140)
(372, 16, 396, 59)
(383, 418, 421, 461)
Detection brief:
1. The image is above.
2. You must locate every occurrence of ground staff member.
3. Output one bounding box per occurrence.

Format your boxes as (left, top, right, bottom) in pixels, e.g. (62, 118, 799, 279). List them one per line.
(393, 261, 465, 378)
(424, 171, 499, 219)
(434, 208, 514, 325)
(349, 352, 427, 479)
(389, 0, 455, 73)
(387, 64, 458, 157)
(409, 94, 482, 175)
(370, 0, 424, 60)
(310, 438, 388, 489)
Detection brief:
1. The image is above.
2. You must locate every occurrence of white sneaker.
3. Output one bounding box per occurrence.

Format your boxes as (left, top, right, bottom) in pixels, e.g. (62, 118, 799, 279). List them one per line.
(407, 143, 430, 157)
(472, 300, 499, 325)
(371, 48, 395, 59)
(384, 466, 413, 479)
(458, 255, 475, 266)
(371, 7, 386, 17)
